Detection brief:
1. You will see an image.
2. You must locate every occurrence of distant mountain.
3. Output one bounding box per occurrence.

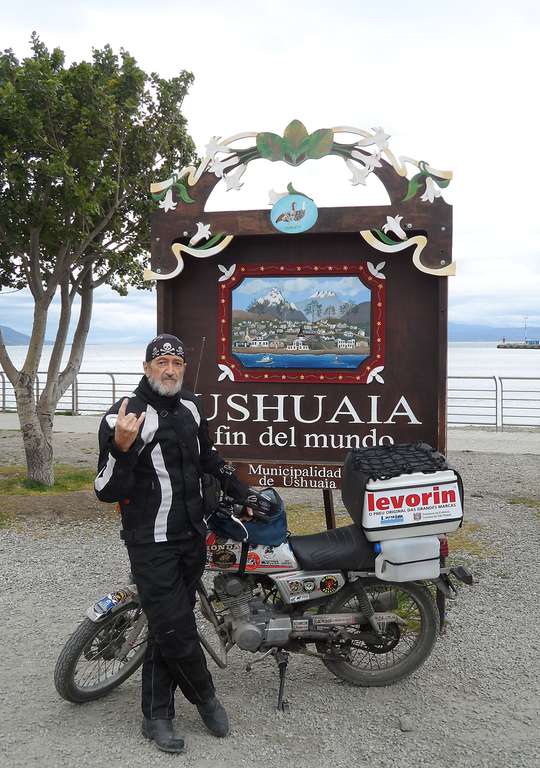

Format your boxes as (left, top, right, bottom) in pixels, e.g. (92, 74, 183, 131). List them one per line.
(448, 323, 540, 342)
(248, 288, 306, 322)
(308, 290, 337, 300)
(0, 325, 31, 344)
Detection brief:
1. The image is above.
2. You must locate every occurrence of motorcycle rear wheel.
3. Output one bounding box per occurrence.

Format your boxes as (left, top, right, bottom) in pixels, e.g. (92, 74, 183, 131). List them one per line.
(317, 580, 438, 687)
(54, 602, 147, 703)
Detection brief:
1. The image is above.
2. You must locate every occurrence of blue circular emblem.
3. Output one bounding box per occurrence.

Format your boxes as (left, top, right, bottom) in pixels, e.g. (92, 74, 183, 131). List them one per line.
(271, 194, 318, 234)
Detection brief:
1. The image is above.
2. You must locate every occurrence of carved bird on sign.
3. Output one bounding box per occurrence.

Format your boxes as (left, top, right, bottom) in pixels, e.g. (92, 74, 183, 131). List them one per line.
(276, 201, 306, 224)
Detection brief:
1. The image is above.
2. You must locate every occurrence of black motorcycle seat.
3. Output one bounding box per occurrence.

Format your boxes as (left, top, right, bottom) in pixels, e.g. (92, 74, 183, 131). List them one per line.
(288, 524, 375, 572)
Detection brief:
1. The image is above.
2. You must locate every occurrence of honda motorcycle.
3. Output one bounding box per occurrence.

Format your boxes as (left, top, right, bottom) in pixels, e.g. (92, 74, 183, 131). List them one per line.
(54, 447, 473, 712)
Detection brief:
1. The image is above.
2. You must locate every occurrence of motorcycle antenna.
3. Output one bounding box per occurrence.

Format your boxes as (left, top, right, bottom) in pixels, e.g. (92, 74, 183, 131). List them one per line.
(193, 335, 206, 392)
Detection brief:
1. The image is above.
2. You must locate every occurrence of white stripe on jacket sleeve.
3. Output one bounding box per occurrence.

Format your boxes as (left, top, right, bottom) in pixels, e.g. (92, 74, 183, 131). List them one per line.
(179, 398, 201, 427)
(94, 454, 117, 492)
(151, 443, 173, 542)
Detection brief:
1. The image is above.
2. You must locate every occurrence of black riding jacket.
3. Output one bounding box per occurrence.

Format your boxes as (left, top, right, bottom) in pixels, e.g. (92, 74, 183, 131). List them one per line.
(94, 376, 244, 544)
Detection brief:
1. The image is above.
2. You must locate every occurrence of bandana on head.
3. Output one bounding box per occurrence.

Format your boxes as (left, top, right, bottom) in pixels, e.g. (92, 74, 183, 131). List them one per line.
(145, 334, 186, 362)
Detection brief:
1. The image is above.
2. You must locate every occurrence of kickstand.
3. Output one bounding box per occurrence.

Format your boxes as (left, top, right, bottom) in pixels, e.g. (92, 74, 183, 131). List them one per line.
(273, 649, 290, 713)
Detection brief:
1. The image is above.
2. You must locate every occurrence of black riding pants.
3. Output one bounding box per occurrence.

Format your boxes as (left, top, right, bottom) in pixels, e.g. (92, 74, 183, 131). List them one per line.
(126, 536, 215, 719)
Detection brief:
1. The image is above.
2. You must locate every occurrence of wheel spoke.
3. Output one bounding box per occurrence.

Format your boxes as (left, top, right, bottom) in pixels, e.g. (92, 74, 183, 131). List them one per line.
(320, 582, 433, 679)
(71, 607, 147, 692)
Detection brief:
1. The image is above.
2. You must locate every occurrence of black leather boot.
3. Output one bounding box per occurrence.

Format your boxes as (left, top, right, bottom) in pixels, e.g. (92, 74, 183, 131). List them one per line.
(141, 717, 185, 753)
(196, 696, 230, 737)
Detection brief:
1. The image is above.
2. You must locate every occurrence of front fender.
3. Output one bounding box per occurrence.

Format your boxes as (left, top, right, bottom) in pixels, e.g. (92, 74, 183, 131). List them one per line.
(86, 584, 139, 623)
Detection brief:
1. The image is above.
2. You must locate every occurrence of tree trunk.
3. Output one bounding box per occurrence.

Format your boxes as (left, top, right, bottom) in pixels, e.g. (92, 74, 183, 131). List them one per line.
(16, 376, 54, 486)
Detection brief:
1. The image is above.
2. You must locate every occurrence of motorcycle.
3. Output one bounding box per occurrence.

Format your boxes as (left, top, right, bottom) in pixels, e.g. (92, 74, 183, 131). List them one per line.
(54, 471, 472, 712)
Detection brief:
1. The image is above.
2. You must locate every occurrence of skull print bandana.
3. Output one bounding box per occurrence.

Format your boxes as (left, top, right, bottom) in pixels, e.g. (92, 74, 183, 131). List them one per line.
(145, 334, 186, 362)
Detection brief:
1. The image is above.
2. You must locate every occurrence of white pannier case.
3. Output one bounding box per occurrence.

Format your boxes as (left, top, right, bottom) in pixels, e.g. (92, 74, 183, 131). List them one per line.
(375, 535, 441, 582)
(362, 469, 463, 542)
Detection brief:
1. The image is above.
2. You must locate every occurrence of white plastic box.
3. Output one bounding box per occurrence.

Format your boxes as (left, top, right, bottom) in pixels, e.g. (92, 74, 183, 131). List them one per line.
(362, 470, 463, 542)
(375, 536, 441, 582)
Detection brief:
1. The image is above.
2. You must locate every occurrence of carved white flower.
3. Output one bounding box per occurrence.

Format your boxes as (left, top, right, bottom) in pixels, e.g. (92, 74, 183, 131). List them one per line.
(371, 127, 390, 151)
(204, 136, 230, 159)
(420, 176, 442, 203)
(208, 156, 238, 178)
(218, 264, 236, 282)
(268, 189, 288, 205)
(367, 261, 386, 279)
(189, 222, 212, 247)
(158, 188, 177, 213)
(366, 366, 385, 384)
(218, 364, 235, 382)
(345, 159, 370, 186)
(382, 215, 407, 241)
(225, 164, 247, 191)
(354, 127, 390, 151)
(351, 150, 382, 170)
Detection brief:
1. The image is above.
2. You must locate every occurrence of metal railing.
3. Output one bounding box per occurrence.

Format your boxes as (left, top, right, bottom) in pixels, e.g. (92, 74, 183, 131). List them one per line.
(499, 376, 540, 429)
(1, 371, 539, 430)
(447, 376, 498, 428)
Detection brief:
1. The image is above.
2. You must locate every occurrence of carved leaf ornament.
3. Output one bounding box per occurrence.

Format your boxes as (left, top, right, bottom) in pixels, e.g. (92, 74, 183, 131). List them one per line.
(256, 120, 334, 165)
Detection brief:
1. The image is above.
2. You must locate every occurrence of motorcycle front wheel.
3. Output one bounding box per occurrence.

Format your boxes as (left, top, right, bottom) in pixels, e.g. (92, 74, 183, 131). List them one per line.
(54, 602, 148, 703)
(316, 580, 438, 687)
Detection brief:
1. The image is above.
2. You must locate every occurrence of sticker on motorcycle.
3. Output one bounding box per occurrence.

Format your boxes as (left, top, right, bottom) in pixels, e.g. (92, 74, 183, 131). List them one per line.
(93, 589, 131, 615)
(289, 593, 310, 603)
(319, 576, 339, 594)
(212, 550, 237, 567)
(303, 580, 316, 592)
(112, 590, 129, 603)
(288, 581, 303, 594)
(245, 551, 261, 569)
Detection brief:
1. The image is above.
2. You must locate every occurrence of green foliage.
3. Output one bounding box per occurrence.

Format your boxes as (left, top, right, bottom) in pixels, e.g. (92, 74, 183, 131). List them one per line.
(256, 120, 333, 167)
(256, 132, 284, 162)
(0, 33, 196, 293)
(197, 232, 226, 250)
(402, 172, 426, 202)
(373, 228, 401, 245)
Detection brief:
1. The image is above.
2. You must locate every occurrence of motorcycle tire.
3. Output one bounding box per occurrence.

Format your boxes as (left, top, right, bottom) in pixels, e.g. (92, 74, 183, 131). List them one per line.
(54, 602, 147, 703)
(317, 580, 438, 687)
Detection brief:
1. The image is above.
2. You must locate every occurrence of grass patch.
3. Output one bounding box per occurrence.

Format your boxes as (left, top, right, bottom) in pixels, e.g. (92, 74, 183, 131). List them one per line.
(0, 464, 94, 495)
(286, 503, 353, 535)
(448, 521, 494, 557)
(507, 496, 540, 509)
(0, 508, 13, 527)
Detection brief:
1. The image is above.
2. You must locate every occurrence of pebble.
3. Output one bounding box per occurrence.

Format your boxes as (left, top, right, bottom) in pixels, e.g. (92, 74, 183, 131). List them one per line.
(399, 715, 415, 732)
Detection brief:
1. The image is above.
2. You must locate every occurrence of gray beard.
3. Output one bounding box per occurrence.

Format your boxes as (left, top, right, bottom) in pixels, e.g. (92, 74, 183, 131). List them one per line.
(146, 374, 183, 397)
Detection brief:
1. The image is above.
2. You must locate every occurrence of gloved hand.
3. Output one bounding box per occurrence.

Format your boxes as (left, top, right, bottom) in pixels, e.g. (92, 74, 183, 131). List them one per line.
(218, 464, 250, 502)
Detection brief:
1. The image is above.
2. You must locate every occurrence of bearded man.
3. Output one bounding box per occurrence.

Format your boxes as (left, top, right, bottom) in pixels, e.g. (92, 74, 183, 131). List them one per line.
(94, 334, 249, 753)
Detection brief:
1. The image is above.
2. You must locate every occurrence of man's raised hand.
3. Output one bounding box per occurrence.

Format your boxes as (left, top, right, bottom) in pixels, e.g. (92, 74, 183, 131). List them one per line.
(114, 398, 146, 452)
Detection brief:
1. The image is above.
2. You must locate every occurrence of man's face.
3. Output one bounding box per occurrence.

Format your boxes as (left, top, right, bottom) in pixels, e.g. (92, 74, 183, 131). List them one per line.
(144, 355, 186, 396)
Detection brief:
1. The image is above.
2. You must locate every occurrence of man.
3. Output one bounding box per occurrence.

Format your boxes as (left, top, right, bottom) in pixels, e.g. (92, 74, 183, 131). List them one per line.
(94, 333, 249, 754)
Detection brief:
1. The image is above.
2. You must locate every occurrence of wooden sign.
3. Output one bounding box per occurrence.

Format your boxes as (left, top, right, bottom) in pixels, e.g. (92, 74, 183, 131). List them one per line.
(148, 122, 453, 490)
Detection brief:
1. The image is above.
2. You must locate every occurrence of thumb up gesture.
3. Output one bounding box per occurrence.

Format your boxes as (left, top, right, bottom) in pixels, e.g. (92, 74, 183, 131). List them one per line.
(114, 398, 146, 452)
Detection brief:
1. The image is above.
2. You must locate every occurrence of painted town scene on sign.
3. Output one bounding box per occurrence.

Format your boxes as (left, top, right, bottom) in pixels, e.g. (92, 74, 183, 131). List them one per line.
(231, 275, 371, 369)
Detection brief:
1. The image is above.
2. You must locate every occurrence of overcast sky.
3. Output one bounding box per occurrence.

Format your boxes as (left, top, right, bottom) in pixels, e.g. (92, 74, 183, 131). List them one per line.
(1, 0, 539, 342)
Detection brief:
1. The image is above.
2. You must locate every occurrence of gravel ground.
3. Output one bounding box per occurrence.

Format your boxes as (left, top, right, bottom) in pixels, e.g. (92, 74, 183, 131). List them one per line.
(1, 447, 539, 768)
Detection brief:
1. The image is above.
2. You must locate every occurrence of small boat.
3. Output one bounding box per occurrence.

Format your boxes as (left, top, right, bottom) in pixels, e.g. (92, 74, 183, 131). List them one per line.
(257, 355, 273, 363)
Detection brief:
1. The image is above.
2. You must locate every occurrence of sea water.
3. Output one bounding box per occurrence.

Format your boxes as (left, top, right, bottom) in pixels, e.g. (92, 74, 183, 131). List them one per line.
(2, 342, 539, 423)
(4, 341, 538, 377)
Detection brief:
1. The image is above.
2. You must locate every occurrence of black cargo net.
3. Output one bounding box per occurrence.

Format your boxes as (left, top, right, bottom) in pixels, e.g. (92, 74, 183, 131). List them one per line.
(349, 443, 448, 480)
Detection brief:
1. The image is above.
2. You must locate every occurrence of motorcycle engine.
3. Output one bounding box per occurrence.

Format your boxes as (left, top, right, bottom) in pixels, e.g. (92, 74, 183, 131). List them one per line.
(213, 574, 291, 651)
